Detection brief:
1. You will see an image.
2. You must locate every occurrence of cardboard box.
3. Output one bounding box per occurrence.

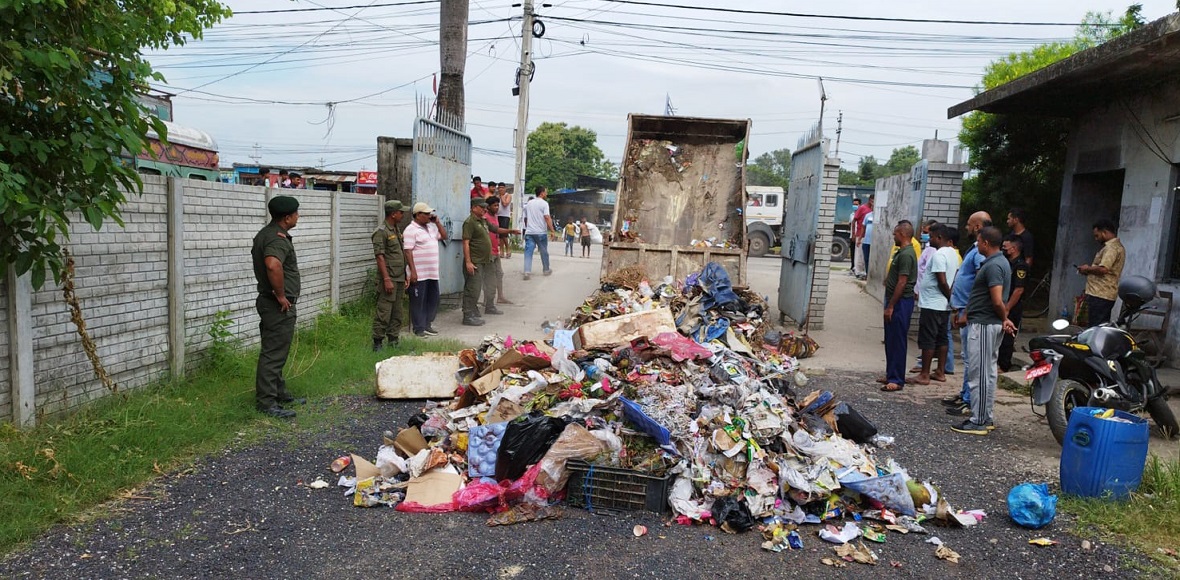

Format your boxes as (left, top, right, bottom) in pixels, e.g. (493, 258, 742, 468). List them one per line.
(573, 308, 677, 350)
(375, 353, 460, 399)
(393, 427, 428, 458)
(470, 369, 505, 396)
(479, 348, 551, 377)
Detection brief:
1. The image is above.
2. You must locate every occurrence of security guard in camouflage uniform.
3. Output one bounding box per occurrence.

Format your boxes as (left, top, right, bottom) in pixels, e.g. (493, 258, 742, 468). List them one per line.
(251, 195, 305, 419)
(371, 200, 408, 350)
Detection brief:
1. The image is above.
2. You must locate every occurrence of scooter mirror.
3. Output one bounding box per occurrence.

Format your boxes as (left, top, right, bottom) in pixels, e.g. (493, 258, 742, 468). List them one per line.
(1051, 319, 1070, 331)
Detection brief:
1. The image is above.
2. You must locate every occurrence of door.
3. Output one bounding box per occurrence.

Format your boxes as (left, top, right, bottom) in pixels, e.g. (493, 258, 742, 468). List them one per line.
(778, 137, 825, 327)
(411, 106, 472, 295)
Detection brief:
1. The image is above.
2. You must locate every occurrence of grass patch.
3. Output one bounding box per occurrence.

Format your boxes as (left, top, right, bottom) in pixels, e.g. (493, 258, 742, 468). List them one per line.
(1060, 452, 1180, 572)
(0, 303, 463, 554)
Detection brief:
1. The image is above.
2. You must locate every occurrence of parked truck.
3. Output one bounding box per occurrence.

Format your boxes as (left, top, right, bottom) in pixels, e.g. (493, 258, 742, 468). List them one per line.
(601, 114, 750, 285)
(744, 183, 870, 261)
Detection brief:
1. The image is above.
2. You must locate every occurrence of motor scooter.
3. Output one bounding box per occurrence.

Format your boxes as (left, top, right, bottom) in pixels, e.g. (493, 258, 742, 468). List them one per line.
(1025, 275, 1178, 445)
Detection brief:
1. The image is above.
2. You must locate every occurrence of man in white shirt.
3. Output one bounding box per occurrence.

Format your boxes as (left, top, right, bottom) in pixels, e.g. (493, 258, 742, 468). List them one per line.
(522, 186, 555, 280)
(911, 224, 959, 385)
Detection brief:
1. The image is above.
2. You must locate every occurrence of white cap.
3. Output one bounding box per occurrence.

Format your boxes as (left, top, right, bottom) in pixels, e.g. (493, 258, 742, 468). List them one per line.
(412, 202, 434, 214)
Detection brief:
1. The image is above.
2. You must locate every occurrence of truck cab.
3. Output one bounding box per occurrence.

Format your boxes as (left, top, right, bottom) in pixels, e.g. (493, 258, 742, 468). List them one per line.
(745, 185, 784, 257)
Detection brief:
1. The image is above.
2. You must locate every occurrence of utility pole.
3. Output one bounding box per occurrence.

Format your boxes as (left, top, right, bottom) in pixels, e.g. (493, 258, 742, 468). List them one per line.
(511, 0, 536, 232)
(249, 143, 262, 164)
(834, 111, 843, 158)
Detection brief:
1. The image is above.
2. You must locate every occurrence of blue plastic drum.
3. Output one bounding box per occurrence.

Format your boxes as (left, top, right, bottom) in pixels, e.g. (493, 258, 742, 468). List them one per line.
(1059, 407, 1150, 500)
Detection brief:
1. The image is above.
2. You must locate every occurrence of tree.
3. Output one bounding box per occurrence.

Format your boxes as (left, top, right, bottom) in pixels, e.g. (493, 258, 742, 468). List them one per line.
(957, 5, 1143, 269)
(524, 122, 613, 190)
(1, 0, 229, 289)
(882, 145, 921, 176)
(436, 0, 468, 124)
(746, 149, 791, 189)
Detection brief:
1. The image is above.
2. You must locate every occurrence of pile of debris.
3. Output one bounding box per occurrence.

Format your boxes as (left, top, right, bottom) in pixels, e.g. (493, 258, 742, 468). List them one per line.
(328, 263, 979, 562)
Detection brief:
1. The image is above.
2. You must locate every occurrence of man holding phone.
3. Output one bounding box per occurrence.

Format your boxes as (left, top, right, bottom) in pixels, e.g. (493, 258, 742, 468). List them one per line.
(404, 202, 448, 337)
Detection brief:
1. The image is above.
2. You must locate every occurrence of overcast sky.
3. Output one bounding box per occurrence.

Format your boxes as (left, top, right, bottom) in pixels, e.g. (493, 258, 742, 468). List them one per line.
(147, 0, 1180, 179)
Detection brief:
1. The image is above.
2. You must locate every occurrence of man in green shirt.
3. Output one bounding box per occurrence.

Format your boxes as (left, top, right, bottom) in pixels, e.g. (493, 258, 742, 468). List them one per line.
(461, 197, 493, 326)
(371, 200, 408, 351)
(881, 220, 917, 392)
(251, 195, 305, 419)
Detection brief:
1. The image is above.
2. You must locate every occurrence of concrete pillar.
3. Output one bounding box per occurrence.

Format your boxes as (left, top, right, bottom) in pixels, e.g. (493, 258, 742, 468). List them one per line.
(167, 177, 186, 379)
(6, 270, 35, 427)
(330, 191, 341, 312)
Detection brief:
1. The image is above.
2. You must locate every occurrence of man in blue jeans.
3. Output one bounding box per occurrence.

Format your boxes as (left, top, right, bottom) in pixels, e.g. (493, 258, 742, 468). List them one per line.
(522, 186, 555, 280)
(945, 211, 990, 416)
(879, 221, 917, 392)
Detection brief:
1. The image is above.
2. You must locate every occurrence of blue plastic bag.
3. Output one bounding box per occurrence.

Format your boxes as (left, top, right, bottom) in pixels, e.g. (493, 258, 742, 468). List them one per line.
(1007, 483, 1058, 529)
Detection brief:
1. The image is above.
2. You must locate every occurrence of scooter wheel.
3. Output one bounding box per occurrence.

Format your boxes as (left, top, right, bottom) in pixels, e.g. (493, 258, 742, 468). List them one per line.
(1047, 379, 1091, 446)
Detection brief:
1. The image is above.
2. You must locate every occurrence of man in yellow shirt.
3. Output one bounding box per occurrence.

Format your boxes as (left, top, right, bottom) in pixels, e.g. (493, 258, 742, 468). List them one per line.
(1077, 218, 1125, 327)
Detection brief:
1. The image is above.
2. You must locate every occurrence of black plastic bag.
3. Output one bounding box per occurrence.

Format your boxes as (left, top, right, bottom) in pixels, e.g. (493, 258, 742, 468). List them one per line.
(833, 402, 878, 444)
(495, 413, 568, 481)
(711, 496, 756, 533)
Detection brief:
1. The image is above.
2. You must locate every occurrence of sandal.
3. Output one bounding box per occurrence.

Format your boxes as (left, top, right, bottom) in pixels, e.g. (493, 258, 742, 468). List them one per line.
(875, 377, 889, 385)
(880, 383, 904, 392)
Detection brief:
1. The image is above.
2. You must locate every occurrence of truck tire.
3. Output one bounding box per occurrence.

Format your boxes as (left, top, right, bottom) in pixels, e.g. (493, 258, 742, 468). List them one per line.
(1145, 397, 1179, 439)
(748, 232, 770, 257)
(830, 237, 850, 262)
(1047, 378, 1091, 446)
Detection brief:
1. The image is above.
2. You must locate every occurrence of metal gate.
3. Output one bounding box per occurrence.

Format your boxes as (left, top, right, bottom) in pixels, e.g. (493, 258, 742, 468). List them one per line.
(411, 99, 472, 294)
(777, 130, 825, 326)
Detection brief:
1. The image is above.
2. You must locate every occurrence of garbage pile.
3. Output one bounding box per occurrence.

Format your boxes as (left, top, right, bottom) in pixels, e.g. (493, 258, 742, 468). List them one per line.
(331, 263, 980, 561)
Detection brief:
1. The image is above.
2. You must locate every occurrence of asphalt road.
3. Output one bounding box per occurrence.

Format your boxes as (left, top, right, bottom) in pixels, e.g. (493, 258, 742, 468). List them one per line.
(0, 370, 1148, 579)
(0, 252, 1165, 578)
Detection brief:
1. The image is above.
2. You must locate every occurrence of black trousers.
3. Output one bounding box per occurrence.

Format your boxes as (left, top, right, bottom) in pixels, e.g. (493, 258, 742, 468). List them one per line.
(408, 279, 440, 333)
(997, 311, 1022, 372)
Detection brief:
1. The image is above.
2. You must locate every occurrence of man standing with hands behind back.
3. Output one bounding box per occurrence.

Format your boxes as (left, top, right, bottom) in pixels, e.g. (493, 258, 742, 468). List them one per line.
(404, 202, 447, 337)
(252, 195, 306, 419)
(371, 200, 407, 351)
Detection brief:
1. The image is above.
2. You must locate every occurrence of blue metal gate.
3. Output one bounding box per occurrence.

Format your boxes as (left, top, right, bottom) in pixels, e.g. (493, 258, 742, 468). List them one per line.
(777, 129, 825, 326)
(411, 99, 472, 294)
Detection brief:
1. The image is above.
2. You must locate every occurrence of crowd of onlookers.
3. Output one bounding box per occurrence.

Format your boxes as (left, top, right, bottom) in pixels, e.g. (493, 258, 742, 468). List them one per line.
(852, 198, 1125, 438)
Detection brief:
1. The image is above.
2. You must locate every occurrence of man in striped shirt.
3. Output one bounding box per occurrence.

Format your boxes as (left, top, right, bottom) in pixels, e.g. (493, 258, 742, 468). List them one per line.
(404, 202, 448, 337)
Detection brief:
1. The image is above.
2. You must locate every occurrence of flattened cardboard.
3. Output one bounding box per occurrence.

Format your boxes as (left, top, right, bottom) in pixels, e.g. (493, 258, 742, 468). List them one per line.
(405, 469, 464, 507)
(351, 453, 380, 480)
(393, 427, 428, 458)
(486, 399, 525, 424)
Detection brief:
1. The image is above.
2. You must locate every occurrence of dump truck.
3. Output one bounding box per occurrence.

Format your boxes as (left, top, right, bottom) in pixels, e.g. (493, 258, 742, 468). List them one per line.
(601, 114, 751, 285)
(604, 113, 750, 285)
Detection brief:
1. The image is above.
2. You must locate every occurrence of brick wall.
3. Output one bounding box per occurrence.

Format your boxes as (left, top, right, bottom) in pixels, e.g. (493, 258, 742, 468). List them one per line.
(0, 176, 381, 423)
(807, 159, 841, 330)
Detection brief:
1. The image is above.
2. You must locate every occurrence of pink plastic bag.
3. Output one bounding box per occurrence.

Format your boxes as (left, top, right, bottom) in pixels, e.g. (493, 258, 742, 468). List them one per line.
(454, 481, 507, 512)
(395, 500, 457, 513)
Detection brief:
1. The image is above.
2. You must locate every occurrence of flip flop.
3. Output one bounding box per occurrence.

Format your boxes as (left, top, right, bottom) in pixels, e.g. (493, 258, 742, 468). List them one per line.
(875, 377, 889, 385)
(880, 383, 904, 392)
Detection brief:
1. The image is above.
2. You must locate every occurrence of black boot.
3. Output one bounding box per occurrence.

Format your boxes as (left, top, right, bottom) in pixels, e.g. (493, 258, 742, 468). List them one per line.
(372, 338, 383, 352)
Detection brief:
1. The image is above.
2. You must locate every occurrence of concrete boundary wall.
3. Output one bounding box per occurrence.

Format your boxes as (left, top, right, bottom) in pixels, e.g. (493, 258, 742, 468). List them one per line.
(0, 176, 381, 424)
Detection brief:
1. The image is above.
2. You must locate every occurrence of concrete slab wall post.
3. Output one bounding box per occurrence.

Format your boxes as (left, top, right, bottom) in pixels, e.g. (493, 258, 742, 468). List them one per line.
(167, 177, 186, 379)
(330, 191, 341, 313)
(6, 270, 35, 427)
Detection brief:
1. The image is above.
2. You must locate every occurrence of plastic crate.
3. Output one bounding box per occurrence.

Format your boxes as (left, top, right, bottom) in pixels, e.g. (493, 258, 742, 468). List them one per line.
(565, 460, 673, 515)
